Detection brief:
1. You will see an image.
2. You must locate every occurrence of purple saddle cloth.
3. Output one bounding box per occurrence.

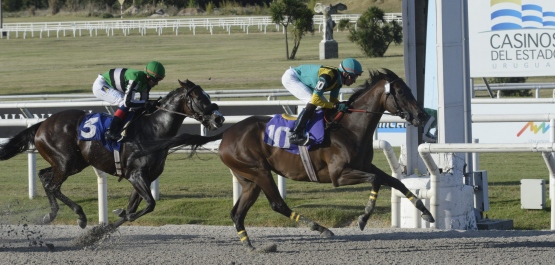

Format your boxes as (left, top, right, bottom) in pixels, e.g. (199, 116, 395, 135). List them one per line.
(263, 110, 325, 154)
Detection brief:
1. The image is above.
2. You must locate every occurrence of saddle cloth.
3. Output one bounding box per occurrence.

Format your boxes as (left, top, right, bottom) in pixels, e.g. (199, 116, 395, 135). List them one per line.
(263, 110, 325, 155)
(78, 113, 122, 152)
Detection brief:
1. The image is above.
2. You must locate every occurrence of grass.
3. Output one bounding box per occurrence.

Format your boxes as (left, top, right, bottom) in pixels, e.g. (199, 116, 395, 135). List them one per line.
(0, 30, 404, 94)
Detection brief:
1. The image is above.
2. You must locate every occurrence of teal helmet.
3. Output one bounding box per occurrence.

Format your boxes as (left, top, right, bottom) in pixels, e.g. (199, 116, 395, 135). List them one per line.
(145, 61, 165, 80)
(338, 58, 363, 76)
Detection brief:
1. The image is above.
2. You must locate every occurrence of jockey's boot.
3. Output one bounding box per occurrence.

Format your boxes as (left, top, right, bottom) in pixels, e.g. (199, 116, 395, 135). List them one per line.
(289, 103, 316, 146)
(105, 116, 124, 142)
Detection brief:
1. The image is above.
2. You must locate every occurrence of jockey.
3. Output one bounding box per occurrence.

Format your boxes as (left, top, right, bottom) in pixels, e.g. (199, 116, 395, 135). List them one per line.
(92, 61, 165, 141)
(282, 58, 363, 146)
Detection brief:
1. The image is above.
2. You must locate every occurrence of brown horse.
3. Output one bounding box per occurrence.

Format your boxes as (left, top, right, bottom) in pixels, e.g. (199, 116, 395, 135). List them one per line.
(139, 69, 434, 250)
(0, 79, 224, 230)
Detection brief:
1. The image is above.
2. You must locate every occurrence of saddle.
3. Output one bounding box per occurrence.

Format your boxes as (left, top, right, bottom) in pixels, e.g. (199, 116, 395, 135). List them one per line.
(78, 112, 137, 177)
(78, 112, 137, 151)
(263, 109, 344, 154)
(263, 109, 345, 183)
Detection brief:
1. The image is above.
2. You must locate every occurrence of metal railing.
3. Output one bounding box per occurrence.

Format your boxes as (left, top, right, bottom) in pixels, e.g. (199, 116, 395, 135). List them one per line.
(473, 82, 555, 98)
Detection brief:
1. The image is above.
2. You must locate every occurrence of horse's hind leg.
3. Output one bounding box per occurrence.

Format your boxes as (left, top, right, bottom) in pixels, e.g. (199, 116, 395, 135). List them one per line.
(244, 170, 334, 238)
(230, 177, 262, 250)
(38, 167, 88, 228)
(38, 168, 59, 225)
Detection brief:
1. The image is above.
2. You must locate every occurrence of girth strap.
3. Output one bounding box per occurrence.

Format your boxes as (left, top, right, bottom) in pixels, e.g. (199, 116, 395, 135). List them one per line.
(298, 145, 319, 182)
(114, 149, 123, 179)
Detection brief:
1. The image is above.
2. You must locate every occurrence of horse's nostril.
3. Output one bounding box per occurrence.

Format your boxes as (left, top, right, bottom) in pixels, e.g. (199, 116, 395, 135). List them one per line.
(214, 116, 224, 125)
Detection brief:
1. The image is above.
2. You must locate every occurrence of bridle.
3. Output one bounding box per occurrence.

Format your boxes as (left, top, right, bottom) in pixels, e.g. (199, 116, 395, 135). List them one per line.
(184, 85, 208, 121)
(326, 78, 410, 125)
(156, 85, 211, 122)
(383, 78, 410, 120)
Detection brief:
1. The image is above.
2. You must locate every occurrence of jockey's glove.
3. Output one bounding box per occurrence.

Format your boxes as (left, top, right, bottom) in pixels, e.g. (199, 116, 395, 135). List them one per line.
(334, 101, 350, 112)
(145, 100, 160, 113)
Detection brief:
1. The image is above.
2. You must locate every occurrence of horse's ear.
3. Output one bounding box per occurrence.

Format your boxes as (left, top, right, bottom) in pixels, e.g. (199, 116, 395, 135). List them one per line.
(186, 79, 195, 87)
(178, 79, 186, 87)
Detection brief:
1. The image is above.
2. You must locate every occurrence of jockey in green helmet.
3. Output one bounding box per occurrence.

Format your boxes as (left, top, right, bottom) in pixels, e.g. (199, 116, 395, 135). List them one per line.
(92, 61, 166, 142)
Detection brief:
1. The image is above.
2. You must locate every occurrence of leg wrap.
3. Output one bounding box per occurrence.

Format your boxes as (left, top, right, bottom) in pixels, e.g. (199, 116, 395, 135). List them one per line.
(405, 191, 419, 205)
(405, 191, 434, 221)
(237, 230, 254, 249)
(364, 191, 378, 214)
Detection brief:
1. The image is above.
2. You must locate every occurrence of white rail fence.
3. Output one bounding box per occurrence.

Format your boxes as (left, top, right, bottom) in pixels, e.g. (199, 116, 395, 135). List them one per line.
(0, 14, 388, 39)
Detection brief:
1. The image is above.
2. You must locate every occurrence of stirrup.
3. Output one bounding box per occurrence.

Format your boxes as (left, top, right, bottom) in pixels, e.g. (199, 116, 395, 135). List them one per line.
(105, 131, 124, 142)
(290, 133, 310, 146)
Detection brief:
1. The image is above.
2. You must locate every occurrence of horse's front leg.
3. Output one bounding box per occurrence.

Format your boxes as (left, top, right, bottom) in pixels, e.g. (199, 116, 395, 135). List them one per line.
(355, 165, 435, 230)
(112, 189, 143, 219)
(119, 171, 156, 222)
(334, 167, 381, 230)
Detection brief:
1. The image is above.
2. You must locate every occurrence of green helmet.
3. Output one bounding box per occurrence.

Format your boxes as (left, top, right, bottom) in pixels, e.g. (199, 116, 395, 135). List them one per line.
(145, 61, 165, 80)
(338, 58, 363, 76)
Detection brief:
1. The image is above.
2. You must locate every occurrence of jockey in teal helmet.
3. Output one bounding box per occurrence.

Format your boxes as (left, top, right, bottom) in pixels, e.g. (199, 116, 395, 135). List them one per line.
(338, 58, 363, 78)
(282, 58, 363, 145)
(92, 61, 166, 141)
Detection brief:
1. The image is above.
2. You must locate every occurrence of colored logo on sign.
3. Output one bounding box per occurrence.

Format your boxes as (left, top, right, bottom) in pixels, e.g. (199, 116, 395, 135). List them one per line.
(490, 0, 555, 30)
(516, 121, 550, 137)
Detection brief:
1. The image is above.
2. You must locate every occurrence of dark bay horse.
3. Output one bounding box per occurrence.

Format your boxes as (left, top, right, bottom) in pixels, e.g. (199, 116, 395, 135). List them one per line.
(0, 79, 224, 230)
(140, 69, 434, 250)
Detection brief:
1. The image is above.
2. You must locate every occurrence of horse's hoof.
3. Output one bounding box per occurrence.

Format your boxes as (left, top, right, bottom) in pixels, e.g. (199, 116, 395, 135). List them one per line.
(42, 213, 53, 224)
(422, 214, 435, 223)
(320, 229, 334, 238)
(78, 218, 87, 229)
(357, 215, 367, 231)
(112, 208, 126, 217)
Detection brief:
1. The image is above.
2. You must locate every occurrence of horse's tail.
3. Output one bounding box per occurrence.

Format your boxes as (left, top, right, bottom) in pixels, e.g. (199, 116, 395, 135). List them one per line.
(136, 132, 224, 157)
(0, 122, 42, 161)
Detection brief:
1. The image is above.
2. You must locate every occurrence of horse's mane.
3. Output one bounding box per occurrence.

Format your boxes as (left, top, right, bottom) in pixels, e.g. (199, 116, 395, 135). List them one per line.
(161, 85, 187, 104)
(348, 68, 400, 103)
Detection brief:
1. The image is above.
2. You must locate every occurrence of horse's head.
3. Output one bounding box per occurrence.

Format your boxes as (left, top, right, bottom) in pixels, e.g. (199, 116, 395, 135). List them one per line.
(378, 69, 428, 127)
(177, 79, 225, 130)
(349, 69, 428, 127)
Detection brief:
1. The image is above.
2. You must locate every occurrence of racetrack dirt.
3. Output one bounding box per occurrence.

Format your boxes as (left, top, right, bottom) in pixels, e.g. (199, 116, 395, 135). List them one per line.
(2, 224, 554, 264)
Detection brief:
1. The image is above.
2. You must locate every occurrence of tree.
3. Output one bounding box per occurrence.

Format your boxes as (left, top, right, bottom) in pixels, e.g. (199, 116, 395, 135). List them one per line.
(270, 0, 314, 60)
(348, 6, 403, 57)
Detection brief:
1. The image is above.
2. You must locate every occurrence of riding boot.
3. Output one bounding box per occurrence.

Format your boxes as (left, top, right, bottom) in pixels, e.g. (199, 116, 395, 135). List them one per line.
(105, 116, 124, 142)
(289, 103, 316, 146)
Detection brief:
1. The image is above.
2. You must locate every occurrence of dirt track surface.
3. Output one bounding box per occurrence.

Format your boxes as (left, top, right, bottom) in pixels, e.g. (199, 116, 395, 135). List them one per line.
(2, 224, 555, 264)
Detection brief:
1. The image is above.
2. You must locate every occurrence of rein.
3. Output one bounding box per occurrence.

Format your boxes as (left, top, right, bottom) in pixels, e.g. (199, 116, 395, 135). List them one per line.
(155, 105, 188, 117)
(326, 77, 409, 128)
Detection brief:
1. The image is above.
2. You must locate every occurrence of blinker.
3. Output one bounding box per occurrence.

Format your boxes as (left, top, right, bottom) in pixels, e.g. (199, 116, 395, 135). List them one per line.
(385, 82, 391, 95)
